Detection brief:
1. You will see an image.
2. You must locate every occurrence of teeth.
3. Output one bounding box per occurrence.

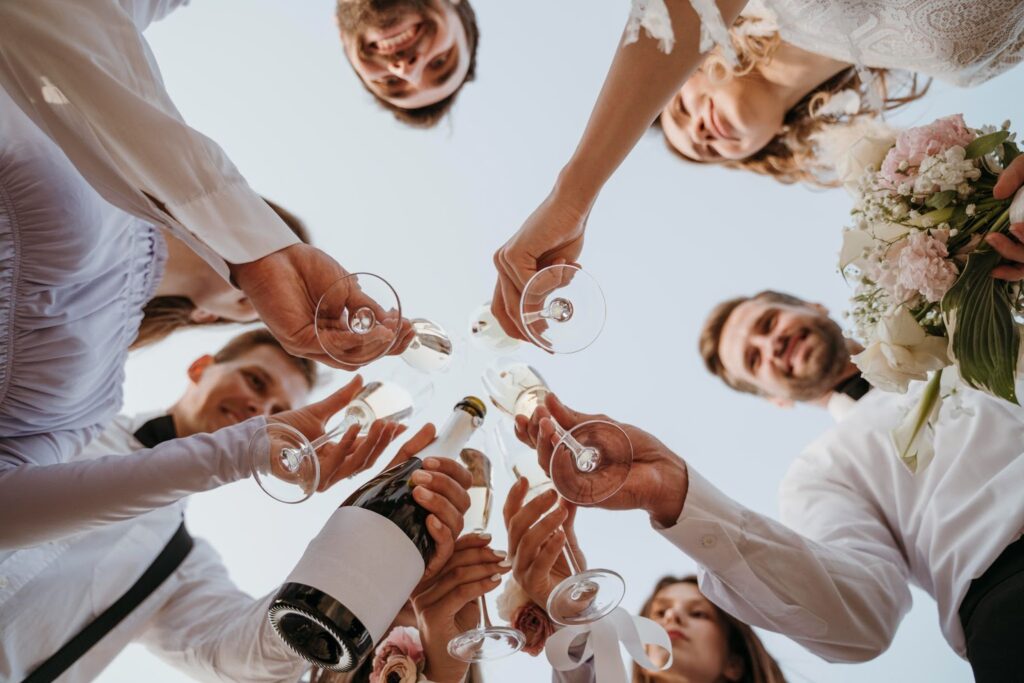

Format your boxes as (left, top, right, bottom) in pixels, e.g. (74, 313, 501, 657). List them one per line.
(375, 26, 416, 52)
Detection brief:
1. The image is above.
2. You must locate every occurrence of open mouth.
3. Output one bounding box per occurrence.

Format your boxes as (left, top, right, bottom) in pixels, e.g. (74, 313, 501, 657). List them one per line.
(367, 21, 423, 55)
(667, 629, 688, 642)
(782, 329, 811, 375)
(707, 100, 734, 140)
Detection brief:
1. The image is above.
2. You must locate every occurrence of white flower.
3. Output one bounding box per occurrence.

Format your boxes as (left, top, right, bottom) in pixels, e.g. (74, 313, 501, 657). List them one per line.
(814, 119, 898, 193)
(495, 576, 532, 622)
(891, 371, 943, 473)
(839, 228, 874, 269)
(853, 308, 951, 393)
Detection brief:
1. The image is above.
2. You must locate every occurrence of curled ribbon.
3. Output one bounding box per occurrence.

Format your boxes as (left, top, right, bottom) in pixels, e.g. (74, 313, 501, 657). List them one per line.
(545, 607, 672, 683)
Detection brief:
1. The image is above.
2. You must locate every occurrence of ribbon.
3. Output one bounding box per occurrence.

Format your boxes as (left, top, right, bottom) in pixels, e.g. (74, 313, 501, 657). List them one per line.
(1010, 185, 1024, 226)
(545, 607, 672, 683)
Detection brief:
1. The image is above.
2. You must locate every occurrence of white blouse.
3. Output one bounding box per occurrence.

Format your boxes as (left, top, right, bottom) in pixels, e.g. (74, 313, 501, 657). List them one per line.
(630, 0, 1024, 87)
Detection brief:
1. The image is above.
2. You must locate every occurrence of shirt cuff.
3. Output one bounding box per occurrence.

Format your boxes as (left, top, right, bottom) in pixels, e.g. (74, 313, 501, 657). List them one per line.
(168, 181, 300, 265)
(653, 467, 746, 563)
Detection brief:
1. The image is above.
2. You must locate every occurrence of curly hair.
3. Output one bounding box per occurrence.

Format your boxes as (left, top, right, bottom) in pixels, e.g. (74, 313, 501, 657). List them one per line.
(632, 575, 788, 683)
(657, 15, 930, 187)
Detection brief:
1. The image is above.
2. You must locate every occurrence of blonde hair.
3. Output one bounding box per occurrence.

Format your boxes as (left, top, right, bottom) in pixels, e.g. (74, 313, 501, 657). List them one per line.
(632, 575, 788, 683)
(661, 16, 930, 187)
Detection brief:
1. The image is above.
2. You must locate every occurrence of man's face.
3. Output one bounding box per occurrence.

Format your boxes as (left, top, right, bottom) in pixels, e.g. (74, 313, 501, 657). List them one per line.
(337, 0, 470, 109)
(175, 345, 310, 437)
(717, 299, 850, 402)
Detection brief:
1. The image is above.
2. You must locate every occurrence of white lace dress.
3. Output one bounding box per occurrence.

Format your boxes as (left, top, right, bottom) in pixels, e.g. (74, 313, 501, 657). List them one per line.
(628, 0, 1024, 87)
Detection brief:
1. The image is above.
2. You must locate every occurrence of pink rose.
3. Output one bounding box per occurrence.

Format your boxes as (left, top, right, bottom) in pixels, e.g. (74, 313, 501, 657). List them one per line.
(512, 602, 557, 656)
(879, 114, 975, 190)
(371, 654, 419, 683)
(895, 231, 960, 303)
(369, 626, 424, 683)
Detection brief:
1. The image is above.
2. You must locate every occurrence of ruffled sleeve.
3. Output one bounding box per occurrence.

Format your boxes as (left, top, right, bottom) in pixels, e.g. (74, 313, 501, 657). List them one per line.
(624, 0, 737, 63)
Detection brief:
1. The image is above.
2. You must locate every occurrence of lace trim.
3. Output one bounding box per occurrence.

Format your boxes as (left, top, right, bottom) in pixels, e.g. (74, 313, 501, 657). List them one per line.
(626, 0, 737, 60)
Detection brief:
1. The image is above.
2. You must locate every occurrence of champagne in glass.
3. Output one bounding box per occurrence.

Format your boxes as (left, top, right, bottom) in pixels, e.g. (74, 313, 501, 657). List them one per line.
(446, 449, 525, 662)
(402, 318, 455, 373)
(481, 361, 549, 420)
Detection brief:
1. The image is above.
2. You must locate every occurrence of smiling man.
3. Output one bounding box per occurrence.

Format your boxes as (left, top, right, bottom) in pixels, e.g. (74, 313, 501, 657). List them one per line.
(336, 0, 480, 127)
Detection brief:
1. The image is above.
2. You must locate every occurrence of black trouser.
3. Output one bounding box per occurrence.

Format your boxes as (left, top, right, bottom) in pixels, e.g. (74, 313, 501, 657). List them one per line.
(959, 535, 1024, 682)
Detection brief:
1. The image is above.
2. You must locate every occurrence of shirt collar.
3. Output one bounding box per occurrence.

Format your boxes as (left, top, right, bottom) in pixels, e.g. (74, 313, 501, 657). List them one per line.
(133, 414, 178, 447)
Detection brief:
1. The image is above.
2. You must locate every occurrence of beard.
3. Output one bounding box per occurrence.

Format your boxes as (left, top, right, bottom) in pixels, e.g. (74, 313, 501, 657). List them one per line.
(781, 316, 851, 402)
(336, 0, 433, 35)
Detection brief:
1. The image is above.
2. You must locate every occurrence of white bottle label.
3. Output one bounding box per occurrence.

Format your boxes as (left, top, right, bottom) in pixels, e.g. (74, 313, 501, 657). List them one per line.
(285, 506, 425, 643)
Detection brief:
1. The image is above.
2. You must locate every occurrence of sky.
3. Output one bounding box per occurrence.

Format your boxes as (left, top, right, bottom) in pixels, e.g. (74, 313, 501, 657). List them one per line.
(104, 1, 1022, 681)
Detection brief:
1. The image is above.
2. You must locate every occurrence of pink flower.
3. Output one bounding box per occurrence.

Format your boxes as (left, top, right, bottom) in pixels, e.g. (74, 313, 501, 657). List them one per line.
(894, 231, 960, 303)
(371, 654, 419, 683)
(370, 627, 424, 683)
(879, 115, 975, 190)
(512, 602, 557, 656)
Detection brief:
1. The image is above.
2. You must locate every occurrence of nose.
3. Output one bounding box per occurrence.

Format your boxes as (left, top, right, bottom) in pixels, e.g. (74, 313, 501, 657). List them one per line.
(387, 52, 423, 81)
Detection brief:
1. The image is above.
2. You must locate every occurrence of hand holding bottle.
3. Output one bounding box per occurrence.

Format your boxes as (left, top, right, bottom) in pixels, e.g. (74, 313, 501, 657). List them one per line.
(412, 534, 511, 683)
(515, 394, 689, 528)
(383, 424, 475, 583)
(502, 478, 585, 607)
(267, 375, 406, 492)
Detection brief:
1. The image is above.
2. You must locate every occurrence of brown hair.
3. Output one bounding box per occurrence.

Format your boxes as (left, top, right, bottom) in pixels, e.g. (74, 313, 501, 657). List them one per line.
(131, 198, 310, 350)
(354, 0, 480, 128)
(699, 290, 806, 395)
(214, 328, 317, 389)
(657, 16, 930, 186)
(633, 575, 788, 683)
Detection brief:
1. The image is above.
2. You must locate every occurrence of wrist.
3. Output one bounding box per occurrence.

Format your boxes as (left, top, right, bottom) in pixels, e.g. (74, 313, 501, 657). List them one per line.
(645, 455, 689, 528)
(552, 162, 601, 217)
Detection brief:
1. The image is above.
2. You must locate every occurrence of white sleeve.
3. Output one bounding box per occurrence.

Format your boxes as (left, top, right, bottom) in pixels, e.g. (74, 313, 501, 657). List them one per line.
(624, 0, 740, 61)
(0, 0, 299, 269)
(0, 418, 262, 550)
(655, 465, 912, 663)
(138, 538, 309, 683)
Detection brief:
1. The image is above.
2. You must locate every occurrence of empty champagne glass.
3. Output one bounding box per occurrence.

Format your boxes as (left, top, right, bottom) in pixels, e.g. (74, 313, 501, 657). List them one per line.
(249, 380, 432, 504)
(315, 272, 404, 367)
(469, 265, 605, 355)
(447, 448, 526, 662)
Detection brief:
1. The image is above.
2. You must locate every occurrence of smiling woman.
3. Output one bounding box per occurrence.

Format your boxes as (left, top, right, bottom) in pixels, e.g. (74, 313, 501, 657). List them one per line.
(335, 0, 480, 128)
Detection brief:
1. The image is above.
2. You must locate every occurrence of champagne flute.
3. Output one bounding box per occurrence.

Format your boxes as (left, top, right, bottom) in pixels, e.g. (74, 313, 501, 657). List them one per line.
(491, 419, 631, 627)
(402, 318, 455, 373)
(446, 448, 526, 662)
(480, 360, 550, 421)
(249, 380, 432, 504)
(469, 265, 606, 354)
(315, 272, 405, 367)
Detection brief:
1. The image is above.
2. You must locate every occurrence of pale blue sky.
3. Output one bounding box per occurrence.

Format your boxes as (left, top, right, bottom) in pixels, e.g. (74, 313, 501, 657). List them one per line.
(107, 1, 1022, 680)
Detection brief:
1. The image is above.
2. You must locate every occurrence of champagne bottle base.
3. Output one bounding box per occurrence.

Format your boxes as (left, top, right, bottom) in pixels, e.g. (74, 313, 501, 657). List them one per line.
(268, 596, 373, 672)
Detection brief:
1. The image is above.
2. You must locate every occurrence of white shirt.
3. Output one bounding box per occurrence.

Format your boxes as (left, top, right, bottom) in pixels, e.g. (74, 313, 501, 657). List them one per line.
(0, 413, 308, 682)
(0, 0, 299, 275)
(658, 380, 1024, 661)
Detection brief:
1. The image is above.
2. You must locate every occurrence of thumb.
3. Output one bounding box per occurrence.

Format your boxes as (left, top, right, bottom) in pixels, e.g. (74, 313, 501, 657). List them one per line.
(544, 393, 590, 430)
(307, 375, 364, 422)
(386, 423, 437, 469)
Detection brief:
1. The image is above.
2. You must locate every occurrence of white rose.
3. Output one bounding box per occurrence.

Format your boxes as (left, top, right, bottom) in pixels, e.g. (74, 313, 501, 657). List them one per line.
(839, 228, 873, 269)
(814, 119, 897, 193)
(853, 308, 950, 393)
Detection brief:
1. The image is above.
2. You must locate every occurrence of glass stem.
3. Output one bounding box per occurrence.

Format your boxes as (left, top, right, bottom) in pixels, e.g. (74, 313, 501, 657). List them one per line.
(306, 412, 360, 452)
(561, 537, 585, 575)
(477, 595, 494, 629)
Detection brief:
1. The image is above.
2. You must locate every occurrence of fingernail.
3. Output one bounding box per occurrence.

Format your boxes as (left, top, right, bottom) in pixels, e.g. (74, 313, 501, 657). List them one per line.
(476, 531, 492, 541)
(490, 574, 502, 582)
(499, 558, 512, 568)
(423, 458, 440, 469)
(411, 471, 432, 485)
(493, 549, 507, 558)
(417, 488, 434, 500)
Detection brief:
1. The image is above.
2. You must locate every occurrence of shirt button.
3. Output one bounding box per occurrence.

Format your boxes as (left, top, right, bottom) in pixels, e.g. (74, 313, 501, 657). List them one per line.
(0, 576, 8, 589)
(700, 534, 717, 549)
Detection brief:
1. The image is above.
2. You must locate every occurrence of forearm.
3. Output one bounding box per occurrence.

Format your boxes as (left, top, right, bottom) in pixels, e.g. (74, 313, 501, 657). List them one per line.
(657, 468, 912, 662)
(0, 419, 261, 549)
(557, 0, 748, 206)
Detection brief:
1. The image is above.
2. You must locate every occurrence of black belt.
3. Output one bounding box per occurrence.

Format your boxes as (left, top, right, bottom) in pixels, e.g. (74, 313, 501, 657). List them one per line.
(23, 522, 194, 683)
(960, 534, 1024, 630)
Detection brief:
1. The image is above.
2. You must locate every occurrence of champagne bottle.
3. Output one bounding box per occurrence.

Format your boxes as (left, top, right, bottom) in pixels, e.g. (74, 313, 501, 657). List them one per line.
(268, 397, 487, 672)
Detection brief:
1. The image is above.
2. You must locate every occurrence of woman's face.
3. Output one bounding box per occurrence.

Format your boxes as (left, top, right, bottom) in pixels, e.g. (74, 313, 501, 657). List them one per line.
(645, 582, 742, 683)
(189, 287, 258, 325)
(660, 67, 787, 162)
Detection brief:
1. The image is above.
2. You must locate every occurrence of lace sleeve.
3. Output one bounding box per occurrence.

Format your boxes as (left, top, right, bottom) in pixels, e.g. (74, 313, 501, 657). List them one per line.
(624, 0, 738, 63)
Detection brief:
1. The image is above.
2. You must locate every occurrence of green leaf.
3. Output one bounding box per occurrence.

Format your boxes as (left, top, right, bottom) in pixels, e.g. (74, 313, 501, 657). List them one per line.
(965, 130, 1011, 159)
(925, 190, 957, 210)
(941, 249, 1020, 403)
(1004, 141, 1021, 164)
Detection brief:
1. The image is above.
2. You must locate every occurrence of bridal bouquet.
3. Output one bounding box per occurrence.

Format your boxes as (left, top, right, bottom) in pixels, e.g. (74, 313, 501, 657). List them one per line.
(830, 115, 1022, 470)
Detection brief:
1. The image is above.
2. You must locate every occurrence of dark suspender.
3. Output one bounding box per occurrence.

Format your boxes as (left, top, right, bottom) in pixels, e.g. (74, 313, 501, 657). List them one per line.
(23, 415, 192, 682)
